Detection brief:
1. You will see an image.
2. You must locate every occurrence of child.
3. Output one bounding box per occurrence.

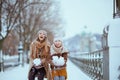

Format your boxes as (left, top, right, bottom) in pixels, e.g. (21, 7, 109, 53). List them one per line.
(50, 38, 69, 80)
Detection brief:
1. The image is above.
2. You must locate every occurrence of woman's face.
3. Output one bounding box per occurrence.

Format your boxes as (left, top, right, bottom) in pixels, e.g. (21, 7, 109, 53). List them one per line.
(38, 31, 46, 41)
(54, 40, 62, 48)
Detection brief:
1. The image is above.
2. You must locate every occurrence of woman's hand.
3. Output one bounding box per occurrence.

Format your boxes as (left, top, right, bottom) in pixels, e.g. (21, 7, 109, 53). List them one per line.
(41, 58, 46, 64)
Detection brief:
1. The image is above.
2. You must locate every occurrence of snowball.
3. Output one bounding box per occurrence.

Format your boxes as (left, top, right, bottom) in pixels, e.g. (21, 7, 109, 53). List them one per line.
(52, 56, 65, 66)
(58, 57, 65, 66)
(33, 58, 41, 66)
(52, 56, 59, 65)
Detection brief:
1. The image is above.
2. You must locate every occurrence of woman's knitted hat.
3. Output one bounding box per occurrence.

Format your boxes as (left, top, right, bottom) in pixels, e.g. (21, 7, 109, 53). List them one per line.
(53, 37, 63, 42)
(37, 30, 47, 37)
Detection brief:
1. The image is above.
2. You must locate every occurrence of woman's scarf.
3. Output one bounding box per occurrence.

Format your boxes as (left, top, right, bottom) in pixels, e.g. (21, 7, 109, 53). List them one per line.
(30, 38, 50, 59)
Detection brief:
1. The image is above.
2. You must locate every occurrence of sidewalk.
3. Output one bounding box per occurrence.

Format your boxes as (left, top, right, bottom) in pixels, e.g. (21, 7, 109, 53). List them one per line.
(0, 59, 92, 80)
(67, 59, 92, 80)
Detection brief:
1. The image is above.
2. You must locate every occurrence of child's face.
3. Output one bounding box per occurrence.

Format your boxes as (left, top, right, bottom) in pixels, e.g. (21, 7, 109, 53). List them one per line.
(54, 40, 62, 48)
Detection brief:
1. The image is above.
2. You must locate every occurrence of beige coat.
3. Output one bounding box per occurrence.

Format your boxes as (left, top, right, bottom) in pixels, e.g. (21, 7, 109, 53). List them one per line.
(28, 39, 52, 80)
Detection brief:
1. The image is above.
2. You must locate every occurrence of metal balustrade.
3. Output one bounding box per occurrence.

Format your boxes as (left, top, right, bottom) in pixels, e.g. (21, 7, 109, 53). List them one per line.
(69, 49, 106, 80)
(69, 28, 109, 80)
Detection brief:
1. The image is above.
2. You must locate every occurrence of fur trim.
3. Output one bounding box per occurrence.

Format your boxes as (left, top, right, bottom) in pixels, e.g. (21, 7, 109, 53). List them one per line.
(50, 44, 68, 55)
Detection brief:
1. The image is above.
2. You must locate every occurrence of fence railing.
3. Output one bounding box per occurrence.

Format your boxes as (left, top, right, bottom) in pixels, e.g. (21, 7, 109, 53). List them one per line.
(69, 47, 109, 80)
(0, 55, 20, 72)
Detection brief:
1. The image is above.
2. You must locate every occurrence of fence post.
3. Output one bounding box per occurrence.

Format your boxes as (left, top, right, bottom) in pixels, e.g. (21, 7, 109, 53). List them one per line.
(102, 27, 109, 80)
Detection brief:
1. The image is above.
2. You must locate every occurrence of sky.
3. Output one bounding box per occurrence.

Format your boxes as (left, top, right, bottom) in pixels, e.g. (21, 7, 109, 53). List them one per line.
(60, 0, 113, 39)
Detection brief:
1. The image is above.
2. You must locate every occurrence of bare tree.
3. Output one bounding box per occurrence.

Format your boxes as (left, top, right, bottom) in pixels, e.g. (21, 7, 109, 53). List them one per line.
(0, 0, 49, 49)
(1, 0, 64, 57)
(2, 30, 18, 55)
(14, 0, 64, 50)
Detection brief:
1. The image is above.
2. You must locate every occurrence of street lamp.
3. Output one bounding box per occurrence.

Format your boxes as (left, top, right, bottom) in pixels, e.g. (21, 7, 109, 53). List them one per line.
(18, 41, 23, 66)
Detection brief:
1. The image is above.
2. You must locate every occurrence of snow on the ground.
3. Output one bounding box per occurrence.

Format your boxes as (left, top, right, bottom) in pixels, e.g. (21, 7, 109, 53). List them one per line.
(67, 60, 92, 80)
(0, 59, 92, 80)
(0, 64, 29, 80)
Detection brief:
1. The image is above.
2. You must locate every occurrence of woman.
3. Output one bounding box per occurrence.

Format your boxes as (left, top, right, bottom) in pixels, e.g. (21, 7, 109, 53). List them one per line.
(28, 30, 52, 80)
(50, 38, 69, 80)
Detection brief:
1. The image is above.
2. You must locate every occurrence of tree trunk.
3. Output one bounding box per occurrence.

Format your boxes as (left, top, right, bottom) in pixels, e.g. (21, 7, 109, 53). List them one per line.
(0, 0, 3, 32)
(0, 39, 4, 50)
